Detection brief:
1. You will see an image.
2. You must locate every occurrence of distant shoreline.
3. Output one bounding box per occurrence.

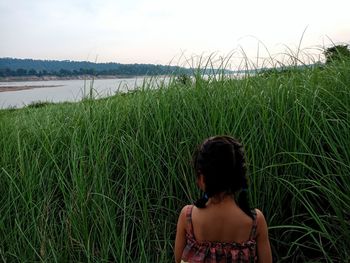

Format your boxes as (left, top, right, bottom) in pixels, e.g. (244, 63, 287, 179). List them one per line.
(0, 85, 64, 92)
(0, 75, 141, 82)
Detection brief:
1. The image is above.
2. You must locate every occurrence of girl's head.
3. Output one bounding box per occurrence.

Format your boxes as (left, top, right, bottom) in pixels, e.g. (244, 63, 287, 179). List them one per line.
(193, 135, 247, 196)
(192, 135, 252, 217)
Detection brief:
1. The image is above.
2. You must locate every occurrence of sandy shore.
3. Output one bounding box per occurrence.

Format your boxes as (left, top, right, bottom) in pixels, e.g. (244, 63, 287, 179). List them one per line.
(0, 85, 63, 92)
(0, 75, 139, 82)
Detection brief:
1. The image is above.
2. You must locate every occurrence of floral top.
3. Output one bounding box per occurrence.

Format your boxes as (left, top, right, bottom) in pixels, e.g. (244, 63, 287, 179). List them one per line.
(181, 205, 258, 263)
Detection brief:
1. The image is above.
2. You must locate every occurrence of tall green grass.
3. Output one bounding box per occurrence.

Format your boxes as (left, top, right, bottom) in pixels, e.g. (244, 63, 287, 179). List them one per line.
(0, 57, 349, 262)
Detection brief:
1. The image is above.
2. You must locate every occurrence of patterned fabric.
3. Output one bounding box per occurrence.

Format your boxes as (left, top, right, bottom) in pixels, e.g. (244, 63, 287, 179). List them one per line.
(181, 205, 257, 263)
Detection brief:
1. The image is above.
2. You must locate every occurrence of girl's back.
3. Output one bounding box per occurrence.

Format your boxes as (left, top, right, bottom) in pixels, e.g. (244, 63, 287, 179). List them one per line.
(192, 197, 254, 244)
(179, 202, 258, 263)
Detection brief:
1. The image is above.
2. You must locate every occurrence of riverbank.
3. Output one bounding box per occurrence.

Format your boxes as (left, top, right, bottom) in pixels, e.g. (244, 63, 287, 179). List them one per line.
(0, 84, 63, 92)
(0, 74, 142, 82)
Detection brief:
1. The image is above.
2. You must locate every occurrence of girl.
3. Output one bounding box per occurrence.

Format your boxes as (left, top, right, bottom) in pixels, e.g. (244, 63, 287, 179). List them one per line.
(175, 136, 272, 263)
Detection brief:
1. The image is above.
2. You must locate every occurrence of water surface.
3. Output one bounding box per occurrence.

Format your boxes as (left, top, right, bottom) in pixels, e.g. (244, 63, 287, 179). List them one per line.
(0, 77, 155, 109)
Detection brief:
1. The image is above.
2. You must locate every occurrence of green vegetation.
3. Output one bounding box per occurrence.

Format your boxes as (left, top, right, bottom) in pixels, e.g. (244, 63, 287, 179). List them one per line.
(0, 58, 190, 78)
(324, 44, 350, 64)
(0, 56, 349, 262)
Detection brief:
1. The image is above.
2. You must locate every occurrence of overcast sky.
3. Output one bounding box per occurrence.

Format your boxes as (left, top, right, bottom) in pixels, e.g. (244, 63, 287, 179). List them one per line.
(0, 0, 349, 67)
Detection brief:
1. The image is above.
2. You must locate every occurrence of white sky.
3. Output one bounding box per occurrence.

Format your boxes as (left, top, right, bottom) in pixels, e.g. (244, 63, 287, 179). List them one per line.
(0, 0, 349, 68)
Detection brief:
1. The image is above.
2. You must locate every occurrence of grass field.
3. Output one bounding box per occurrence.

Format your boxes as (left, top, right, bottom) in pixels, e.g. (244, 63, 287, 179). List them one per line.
(0, 57, 349, 262)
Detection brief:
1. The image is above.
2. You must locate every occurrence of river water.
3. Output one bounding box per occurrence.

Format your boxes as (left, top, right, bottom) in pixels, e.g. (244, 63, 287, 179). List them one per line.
(0, 77, 164, 109)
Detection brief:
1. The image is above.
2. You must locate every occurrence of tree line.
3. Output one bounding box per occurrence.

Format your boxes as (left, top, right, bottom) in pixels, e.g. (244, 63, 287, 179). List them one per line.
(0, 58, 189, 77)
(1, 45, 348, 78)
(324, 44, 350, 64)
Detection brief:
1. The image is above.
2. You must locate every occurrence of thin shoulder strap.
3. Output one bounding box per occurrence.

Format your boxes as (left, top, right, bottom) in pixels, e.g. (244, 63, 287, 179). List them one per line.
(248, 209, 258, 240)
(185, 205, 194, 236)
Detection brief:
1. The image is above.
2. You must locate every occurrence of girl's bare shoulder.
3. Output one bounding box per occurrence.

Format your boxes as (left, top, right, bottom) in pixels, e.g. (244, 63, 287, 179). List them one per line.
(178, 205, 193, 220)
(253, 208, 269, 236)
(254, 208, 266, 221)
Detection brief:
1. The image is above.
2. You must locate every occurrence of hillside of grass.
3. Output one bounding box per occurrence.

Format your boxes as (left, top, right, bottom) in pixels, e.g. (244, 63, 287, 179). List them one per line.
(0, 60, 349, 262)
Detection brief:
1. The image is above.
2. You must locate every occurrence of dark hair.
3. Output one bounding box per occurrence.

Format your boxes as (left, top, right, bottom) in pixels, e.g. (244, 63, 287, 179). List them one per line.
(192, 135, 253, 218)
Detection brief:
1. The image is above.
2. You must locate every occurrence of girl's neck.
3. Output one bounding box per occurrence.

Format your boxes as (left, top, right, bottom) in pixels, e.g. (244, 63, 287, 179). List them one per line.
(207, 193, 237, 206)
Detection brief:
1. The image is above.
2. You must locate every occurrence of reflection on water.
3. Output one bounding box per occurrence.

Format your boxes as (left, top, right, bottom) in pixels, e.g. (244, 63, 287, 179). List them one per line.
(0, 77, 162, 109)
